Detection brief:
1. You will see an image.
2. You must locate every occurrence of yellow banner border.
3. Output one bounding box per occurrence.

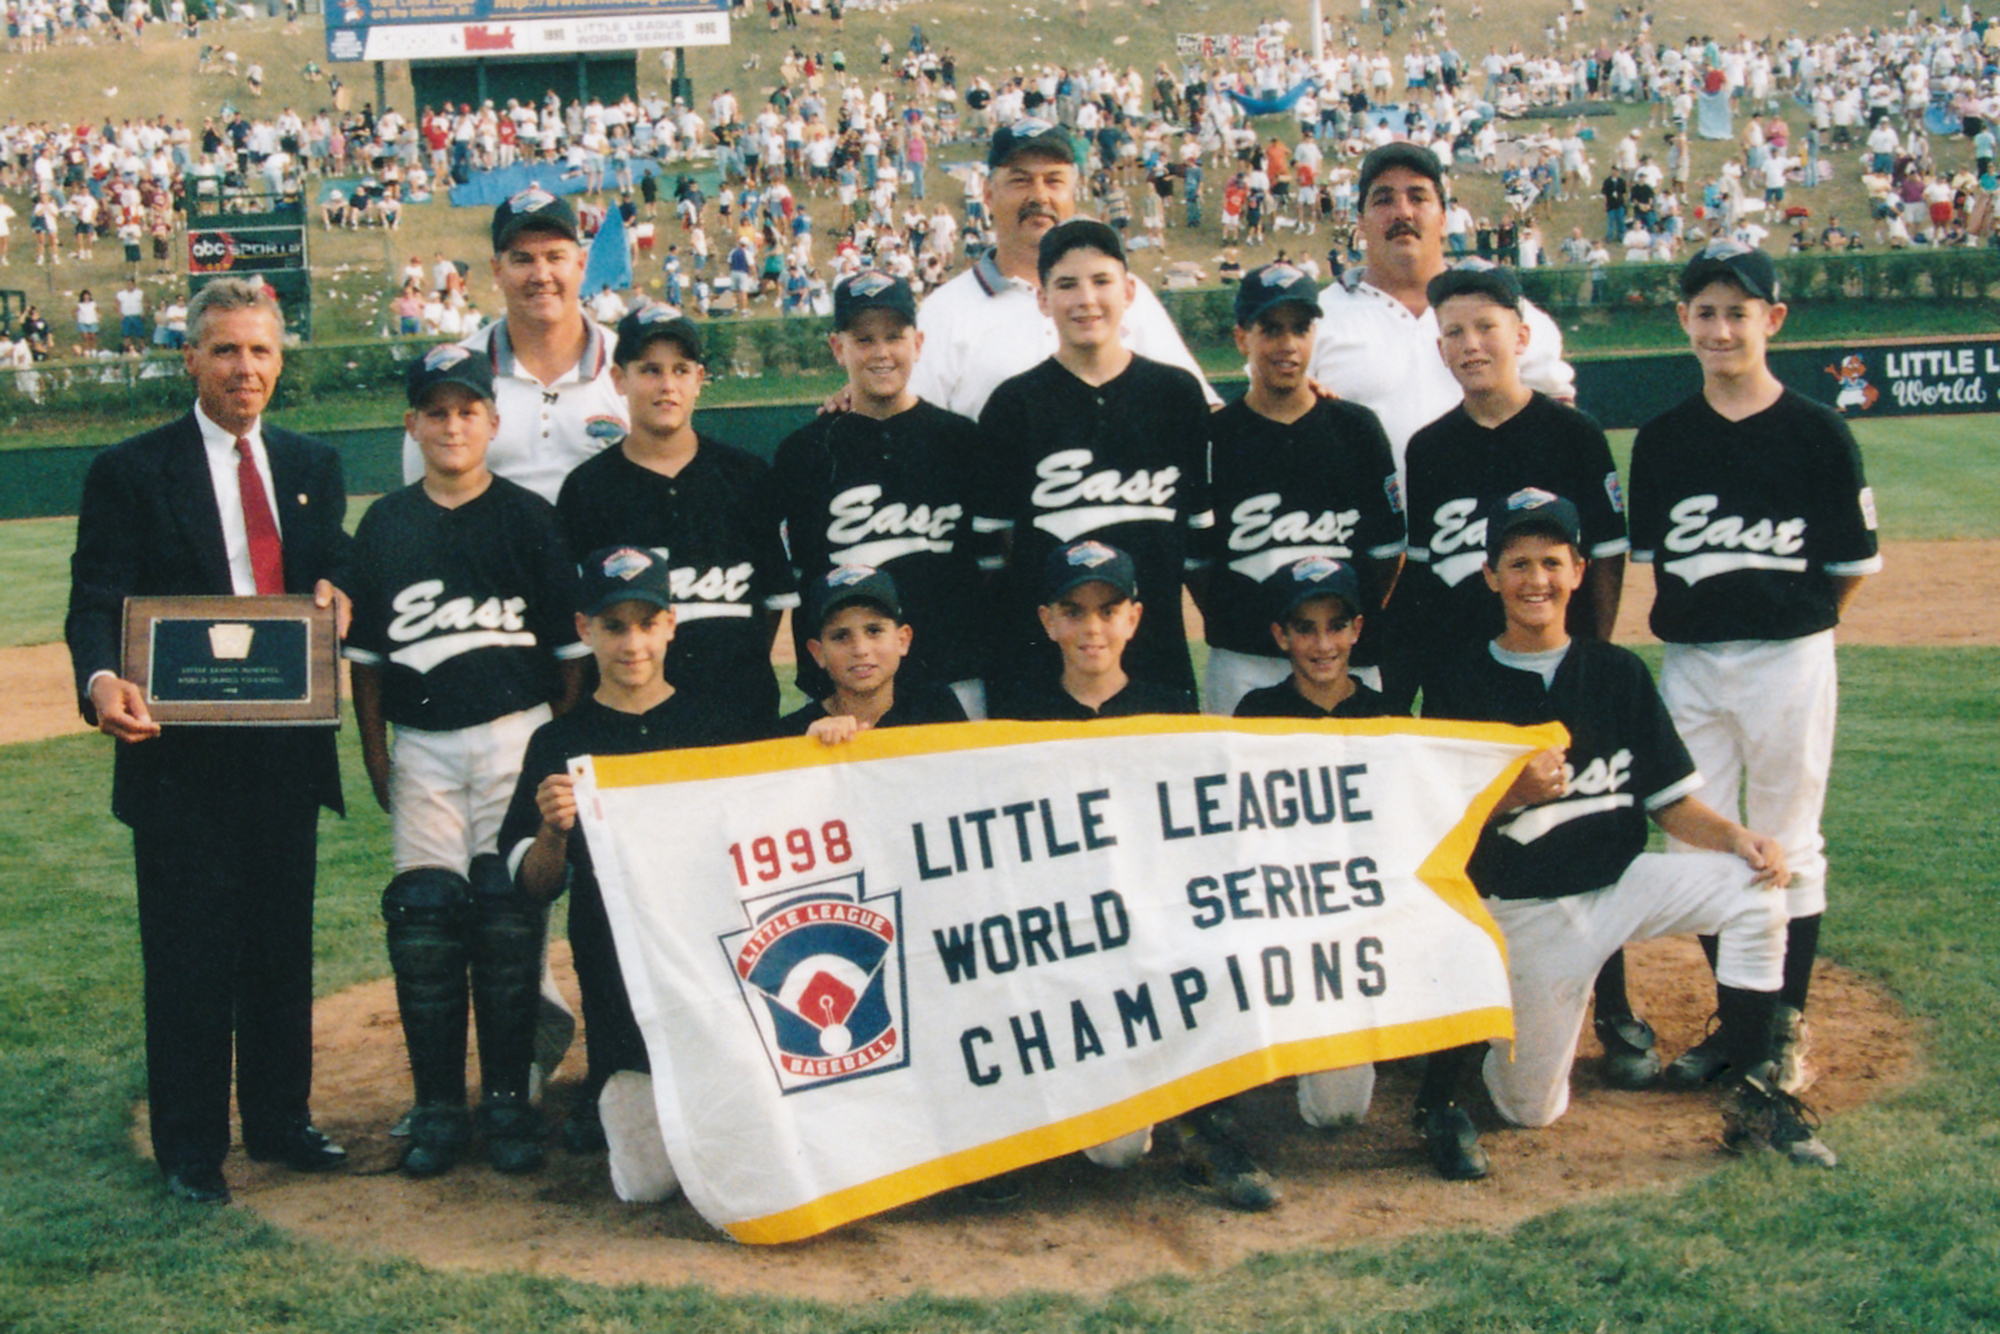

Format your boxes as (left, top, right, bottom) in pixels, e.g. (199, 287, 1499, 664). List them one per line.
(723, 1005, 1513, 1244)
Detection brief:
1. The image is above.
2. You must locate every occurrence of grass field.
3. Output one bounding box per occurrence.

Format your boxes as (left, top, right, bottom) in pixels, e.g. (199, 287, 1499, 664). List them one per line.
(0, 644, 1995, 1333)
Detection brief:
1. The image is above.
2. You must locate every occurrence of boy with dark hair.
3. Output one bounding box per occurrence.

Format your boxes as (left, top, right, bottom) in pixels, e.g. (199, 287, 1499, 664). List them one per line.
(1424, 489, 1836, 1171)
(499, 546, 736, 1191)
(1203, 262, 1403, 716)
(558, 305, 796, 740)
(772, 271, 999, 717)
(346, 345, 591, 1178)
(775, 566, 969, 739)
(1632, 243, 1880, 1094)
(979, 218, 1213, 711)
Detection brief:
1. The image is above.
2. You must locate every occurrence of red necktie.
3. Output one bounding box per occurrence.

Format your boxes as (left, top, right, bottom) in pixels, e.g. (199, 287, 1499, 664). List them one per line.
(234, 436, 285, 595)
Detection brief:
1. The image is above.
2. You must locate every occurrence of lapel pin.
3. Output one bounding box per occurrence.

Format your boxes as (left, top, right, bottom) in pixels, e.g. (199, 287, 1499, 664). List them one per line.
(298, 494, 309, 505)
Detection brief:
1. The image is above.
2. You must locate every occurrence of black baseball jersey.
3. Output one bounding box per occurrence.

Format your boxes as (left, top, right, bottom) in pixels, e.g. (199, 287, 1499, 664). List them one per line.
(1630, 389, 1881, 644)
(772, 401, 1002, 696)
(1001, 676, 1196, 721)
(1426, 638, 1703, 902)
(1233, 678, 1398, 720)
(1402, 392, 1628, 652)
(499, 692, 736, 1082)
(771, 682, 971, 736)
(343, 478, 587, 732)
(979, 354, 1214, 699)
(1203, 395, 1404, 659)
(558, 438, 797, 736)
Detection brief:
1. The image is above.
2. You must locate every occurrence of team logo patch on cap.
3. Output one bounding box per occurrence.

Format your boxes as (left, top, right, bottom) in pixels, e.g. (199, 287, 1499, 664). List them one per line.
(1258, 263, 1310, 291)
(1067, 540, 1118, 569)
(421, 344, 472, 371)
(508, 185, 559, 213)
(601, 547, 654, 581)
(1291, 555, 1344, 581)
(826, 564, 879, 587)
(1505, 486, 1560, 512)
(844, 271, 896, 298)
(636, 302, 683, 325)
(1010, 116, 1056, 137)
(720, 873, 909, 1094)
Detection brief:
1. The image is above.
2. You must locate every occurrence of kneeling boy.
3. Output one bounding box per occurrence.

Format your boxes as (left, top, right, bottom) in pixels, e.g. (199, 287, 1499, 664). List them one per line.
(775, 566, 968, 741)
(498, 547, 735, 1196)
(1424, 489, 1837, 1169)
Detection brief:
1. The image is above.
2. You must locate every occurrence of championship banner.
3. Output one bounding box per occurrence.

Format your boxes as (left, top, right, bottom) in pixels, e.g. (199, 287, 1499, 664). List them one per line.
(577, 715, 1561, 1244)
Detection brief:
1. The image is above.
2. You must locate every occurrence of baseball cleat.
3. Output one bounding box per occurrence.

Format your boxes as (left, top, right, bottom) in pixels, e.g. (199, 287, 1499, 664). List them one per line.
(1594, 1012, 1663, 1089)
(1663, 1017, 1734, 1088)
(479, 1093, 546, 1174)
(1721, 1067, 1838, 1169)
(1770, 1004, 1816, 1095)
(400, 1104, 472, 1179)
(1179, 1110, 1279, 1211)
(1416, 1103, 1490, 1181)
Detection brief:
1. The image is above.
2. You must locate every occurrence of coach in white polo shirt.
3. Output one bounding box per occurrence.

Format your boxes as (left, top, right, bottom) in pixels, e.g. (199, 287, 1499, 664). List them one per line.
(1309, 142, 1573, 480)
(400, 187, 628, 503)
(909, 118, 1218, 420)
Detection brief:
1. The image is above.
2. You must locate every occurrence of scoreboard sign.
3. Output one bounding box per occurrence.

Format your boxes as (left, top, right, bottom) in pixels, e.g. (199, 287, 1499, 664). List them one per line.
(326, 0, 731, 62)
(187, 225, 307, 276)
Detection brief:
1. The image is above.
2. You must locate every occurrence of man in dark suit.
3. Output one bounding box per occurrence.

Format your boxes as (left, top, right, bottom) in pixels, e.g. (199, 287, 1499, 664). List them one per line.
(66, 278, 353, 1206)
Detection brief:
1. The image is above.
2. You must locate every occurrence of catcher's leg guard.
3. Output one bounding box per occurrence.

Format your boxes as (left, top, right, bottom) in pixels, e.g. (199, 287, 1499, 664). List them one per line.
(468, 854, 546, 1172)
(383, 868, 473, 1176)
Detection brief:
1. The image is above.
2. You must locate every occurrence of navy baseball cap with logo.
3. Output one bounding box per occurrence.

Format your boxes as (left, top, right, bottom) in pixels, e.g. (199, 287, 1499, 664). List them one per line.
(1679, 239, 1781, 303)
(1485, 487, 1583, 564)
(491, 184, 581, 250)
(1234, 261, 1322, 328)
(578, 545, 675, 616)
(806, 565, 904, 630)
(1356, 141, 1445, 202)
(832, 270, 918, 330)
(405, 342, 494, 407)
(1042, 538, 1139, 604)
(1426, 259, 1523, 313)
(988, 116, 1078, 170)
(1265, 555, 1364, 623)
(613, 300, 704, 366)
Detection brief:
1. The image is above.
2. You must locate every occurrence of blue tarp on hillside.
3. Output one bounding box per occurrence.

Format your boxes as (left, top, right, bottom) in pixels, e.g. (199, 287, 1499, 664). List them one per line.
(448, 158, 664, 209)
(1228, 79, 1318, 117)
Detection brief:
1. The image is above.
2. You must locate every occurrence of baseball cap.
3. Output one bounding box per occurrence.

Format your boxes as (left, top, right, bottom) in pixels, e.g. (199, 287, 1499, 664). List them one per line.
(1426, 259, 1523, 313)
(832, 269, 917, 330)
(491, 184, 580, 251)
(613, 300, 704, 366)
(405, 342, 494, 407)
(1265, 556, 1364, 623)
(1234, 261, 1322, 328)
(1356, 141, 1445, 203)
(1042, 539, 1138, 604)
(1679, 239, 1780, 303)
(1485, 488, 1583, 564)
(988, 116, 1078, 170)
(578, 545, 675, 616)
(1037, 216, 1126, 281)
(805, 565, 904, 631)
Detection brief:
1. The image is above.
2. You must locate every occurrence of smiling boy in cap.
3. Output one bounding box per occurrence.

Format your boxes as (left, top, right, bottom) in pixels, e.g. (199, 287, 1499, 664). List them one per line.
(1200, 260, 1404, 716)
(1628, 241, 1881, 1096)
(773, 271, 1000, 716)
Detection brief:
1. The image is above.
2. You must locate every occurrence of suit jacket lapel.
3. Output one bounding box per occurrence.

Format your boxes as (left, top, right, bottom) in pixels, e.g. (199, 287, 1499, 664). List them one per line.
(265, 431, 313, 594)
(164, 413, 235, 595)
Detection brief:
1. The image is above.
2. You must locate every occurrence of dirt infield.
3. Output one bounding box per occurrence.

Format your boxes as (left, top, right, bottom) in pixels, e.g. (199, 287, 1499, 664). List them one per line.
(15, 539, 2000, 749)
(160, 936, 1912, 1301)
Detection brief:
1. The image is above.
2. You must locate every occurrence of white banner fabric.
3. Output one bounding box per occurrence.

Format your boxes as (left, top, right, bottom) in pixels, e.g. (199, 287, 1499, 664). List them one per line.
(577, 715, 1562, 1243)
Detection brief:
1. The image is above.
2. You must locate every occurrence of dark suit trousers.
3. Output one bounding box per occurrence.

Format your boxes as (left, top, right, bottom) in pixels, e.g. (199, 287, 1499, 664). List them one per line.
(131, 730, 323, 1174)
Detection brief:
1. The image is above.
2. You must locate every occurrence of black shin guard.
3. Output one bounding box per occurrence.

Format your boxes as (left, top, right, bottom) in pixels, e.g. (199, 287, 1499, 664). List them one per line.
(1415, 1043, 1484, 1115)
(468, 853, 546, 1102)
(1593, 948, 1633, 1020)
(382, 868, 473, 1111)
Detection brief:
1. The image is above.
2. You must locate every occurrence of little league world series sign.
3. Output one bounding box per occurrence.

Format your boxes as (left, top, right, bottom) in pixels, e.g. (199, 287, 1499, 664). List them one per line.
(577, 716, 1562, 1243)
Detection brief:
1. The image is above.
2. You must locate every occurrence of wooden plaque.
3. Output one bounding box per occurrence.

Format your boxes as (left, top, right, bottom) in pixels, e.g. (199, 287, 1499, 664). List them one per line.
(122, 595, 340, 726)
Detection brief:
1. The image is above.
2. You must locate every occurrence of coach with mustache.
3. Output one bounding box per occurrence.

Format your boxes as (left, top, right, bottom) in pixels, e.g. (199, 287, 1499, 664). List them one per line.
(908, 119, 1217, 420)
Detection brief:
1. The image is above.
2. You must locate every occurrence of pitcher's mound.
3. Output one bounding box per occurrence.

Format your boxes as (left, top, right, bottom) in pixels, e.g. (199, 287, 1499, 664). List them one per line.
(150, 936, 1913, 1302)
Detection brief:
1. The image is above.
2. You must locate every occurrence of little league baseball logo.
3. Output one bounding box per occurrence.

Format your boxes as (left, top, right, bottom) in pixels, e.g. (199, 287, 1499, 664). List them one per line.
(721, 874, 909, 1094)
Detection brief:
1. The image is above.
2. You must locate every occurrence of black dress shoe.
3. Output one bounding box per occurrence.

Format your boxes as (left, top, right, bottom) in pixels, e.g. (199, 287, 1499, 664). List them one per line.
(164, 1165, 231, 1205)
(244, 1121, 348, 1171)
